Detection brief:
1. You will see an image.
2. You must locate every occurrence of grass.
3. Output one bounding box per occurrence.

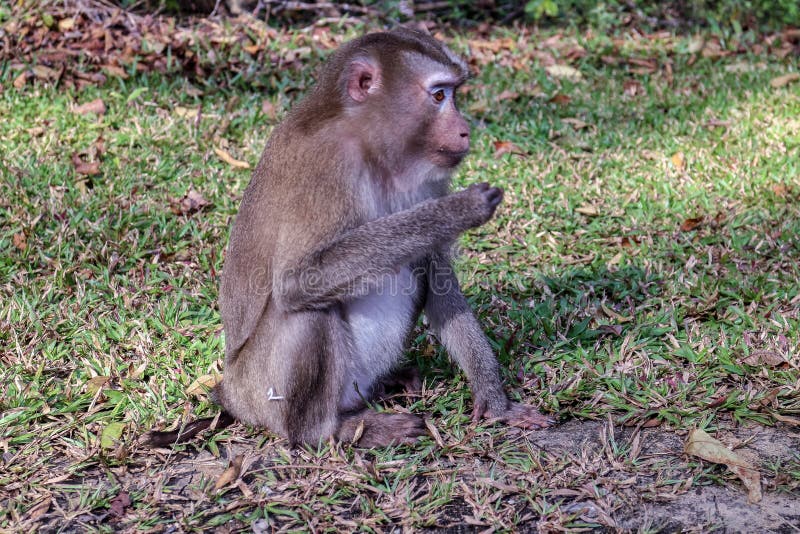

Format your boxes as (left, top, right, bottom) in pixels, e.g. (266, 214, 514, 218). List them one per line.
(1, 15, 799, 532)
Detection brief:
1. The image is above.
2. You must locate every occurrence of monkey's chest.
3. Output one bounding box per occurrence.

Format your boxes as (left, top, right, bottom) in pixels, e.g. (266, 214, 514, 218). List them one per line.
(344, 267, 422, 356)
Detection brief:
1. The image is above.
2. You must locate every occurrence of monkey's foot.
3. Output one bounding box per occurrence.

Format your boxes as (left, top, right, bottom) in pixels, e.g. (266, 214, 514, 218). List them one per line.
(338, 411, 428, 448)
(476, 402, 555, 430)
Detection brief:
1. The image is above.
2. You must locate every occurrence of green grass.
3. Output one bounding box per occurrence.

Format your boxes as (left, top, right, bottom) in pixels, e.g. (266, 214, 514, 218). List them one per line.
(1, 18, 799, 532)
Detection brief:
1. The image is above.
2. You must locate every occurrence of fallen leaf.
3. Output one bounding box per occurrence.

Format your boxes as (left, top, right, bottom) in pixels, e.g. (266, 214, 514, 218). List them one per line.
(770, 73, 800, 88)
(549, 93, 571, 105)
(496, 90, 520, 101)
(86, 375, 110, 394)
(685, 428, 762, 503)
(32, 65, 60, 81)
(109, 491, 131, 518)
(186, 372, 223, 397)
(545, 64, 582, 81)
(493, 140, 526, 158)
(623, 79, 643, 97)
(101, 422, 126, 449)
(58, 17, 75, 31)
(261, 100, 277, 119)
(771, 413, 800, 426)
(13, 71, 28, 89)
(772, 184, 789, 196)
(575, 204, 599, 217)
(215, 455, 244, 490)
(72, 154, 101, 176)
(680, 217, 703, 232)
(425, 419, 445, 448)
(171, 189, 210, 215)
(562, 117, 590, 130)
(174, 106, 198, 119)
(24, 497, 51, 521)
(12, 232, 27, 251)
(671, 152, 686, 172)
(214, 147, 250, 169)
(597, 324, 623, 336)
(601, 303, 632, 323)
(72, 98, 106, 116)
(742, 349, 786, 367)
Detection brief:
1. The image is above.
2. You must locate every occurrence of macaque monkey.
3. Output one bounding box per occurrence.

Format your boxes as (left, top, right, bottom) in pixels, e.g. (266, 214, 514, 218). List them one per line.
(145, 28, 553, 449)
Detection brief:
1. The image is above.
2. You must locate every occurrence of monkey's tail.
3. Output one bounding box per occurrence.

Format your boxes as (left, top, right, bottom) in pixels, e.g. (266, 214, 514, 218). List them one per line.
(139, 411, 236, 448)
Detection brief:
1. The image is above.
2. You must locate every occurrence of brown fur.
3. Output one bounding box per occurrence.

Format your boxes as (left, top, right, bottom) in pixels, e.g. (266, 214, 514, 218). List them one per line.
(143, 28, 553, 449)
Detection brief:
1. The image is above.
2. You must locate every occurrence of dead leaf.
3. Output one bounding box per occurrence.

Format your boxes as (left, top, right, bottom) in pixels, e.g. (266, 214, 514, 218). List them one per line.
(770, 73, 800, 88)
(671, 152, 686, 172)
(186, 372, 223, 397)
(623, 79, 643, 97)
(12, 232, 27, 251)
(58, 17, 75, 32)
(771, 413, 800, 426)
(261, 100, 277, 119)
(575, 204, 599, 217)
(24, 497, 51, 521)
(601, 303, 632, 323)
(215, 455, 244, 490)
(13, 71, 28, 89)
(109, 491, 131, 518)
(72, 98, 106, 116)
(214, 147, 250, 169)
(425, 419, 445, 448)
(32, 65, 60, 81)
(496, 90, 520, 102)
(86, 375, 110, 394)
(72, 154, 101, 176)
(493, 140, 526, 158)
(680, 217, 703, 232)
(562, 118, 590, 130)
(171, 189, 210, 215)
(685, 428, 762, 504)
(549, 93, 571, 105)
(742, 349, 786, 367)
(174, 106, 198, 119)
(545, 64, 582, 81)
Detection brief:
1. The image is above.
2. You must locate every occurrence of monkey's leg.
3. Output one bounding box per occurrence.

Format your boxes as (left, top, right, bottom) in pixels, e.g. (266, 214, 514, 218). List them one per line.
(424, 253, 554, 430)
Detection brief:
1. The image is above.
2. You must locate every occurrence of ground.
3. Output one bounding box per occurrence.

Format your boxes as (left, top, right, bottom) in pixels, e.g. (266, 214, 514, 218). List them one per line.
(1, 3, 799, 532)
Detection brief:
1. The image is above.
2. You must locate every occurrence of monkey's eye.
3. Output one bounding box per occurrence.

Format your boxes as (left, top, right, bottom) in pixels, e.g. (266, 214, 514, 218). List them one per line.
(432, 89, 446, 103)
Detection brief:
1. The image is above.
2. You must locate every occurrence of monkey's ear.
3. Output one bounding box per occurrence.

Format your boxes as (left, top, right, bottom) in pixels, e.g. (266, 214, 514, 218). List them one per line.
(346, 58, 380, 103)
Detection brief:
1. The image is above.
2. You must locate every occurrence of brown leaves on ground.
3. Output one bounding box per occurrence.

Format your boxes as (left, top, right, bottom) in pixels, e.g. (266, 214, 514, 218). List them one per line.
(493, 140, 527, 158)
(770, 72, 800, 88)
(214, 455, 244, 490)
(214, 147, 250, 169)
(1, 2, 324, 91)
(71, 153, 101, 176)
(170, 189, 210, 215)
(72, 98, 106, 115)
(685, 428, 762, 503)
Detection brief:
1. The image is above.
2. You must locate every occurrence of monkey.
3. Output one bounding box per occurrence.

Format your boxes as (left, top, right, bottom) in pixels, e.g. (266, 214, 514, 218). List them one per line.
(143, 27, 554, 449)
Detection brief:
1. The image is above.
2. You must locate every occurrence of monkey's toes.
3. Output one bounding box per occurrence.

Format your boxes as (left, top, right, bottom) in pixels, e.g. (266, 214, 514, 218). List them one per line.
(484, 402, 555, 430)
(355, 412, 428, 448)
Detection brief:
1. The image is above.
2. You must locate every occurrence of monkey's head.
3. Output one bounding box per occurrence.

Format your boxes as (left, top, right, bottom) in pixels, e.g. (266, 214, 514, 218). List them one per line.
(313, 28, 471, 173)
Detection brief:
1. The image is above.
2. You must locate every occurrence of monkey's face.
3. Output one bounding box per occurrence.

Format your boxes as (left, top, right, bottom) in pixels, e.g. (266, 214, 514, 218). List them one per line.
(422, 83, 470, 168)
(395, 58, 470, 170)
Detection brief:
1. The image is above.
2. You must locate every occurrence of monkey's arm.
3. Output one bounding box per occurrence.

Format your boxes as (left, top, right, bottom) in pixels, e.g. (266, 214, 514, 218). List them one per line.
(276, 185, 499, 312)
(424, 252, 554, 429)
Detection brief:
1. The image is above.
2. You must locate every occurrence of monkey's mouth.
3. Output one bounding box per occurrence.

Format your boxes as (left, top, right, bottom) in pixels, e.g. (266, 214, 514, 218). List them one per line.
(433, 148, 469, 166)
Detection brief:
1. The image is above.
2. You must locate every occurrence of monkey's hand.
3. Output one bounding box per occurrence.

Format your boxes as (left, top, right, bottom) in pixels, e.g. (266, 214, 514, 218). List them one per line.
(453, 182, 504, 228)
(473, 401, 555, 430)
